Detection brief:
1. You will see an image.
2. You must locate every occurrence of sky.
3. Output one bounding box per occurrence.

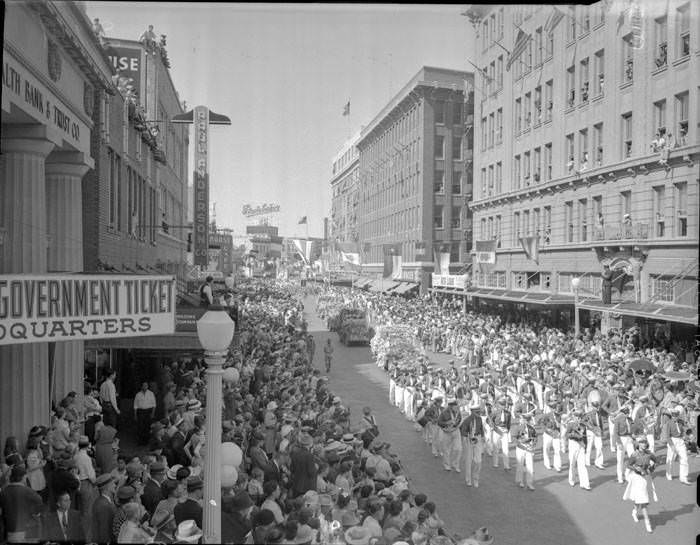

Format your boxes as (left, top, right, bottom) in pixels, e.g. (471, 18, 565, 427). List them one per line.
(86, 2, 474, 238)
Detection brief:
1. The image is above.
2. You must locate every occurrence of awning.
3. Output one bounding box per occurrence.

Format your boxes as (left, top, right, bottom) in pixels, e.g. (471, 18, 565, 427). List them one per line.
(466, 289, 575, 306)
(577, 299, 698, 325)
(84, 332, 206, 351)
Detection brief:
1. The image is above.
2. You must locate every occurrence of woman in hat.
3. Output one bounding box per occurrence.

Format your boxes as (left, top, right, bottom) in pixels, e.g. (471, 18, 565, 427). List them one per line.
(623, 437, 658, 533)
(117, 501, 155, 543)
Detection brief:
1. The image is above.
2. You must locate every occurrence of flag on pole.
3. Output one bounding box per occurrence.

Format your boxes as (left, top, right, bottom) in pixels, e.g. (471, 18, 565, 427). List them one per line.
(341, 251, 361, 266)
(467, 60, 494, 84)
(506, 28, 532, 71)
(342, 101, 350, 116)
(543, 6, 565, 36)
(518, 236, 540, 264)
(292, 239, 308, 265)
(298, 216, 307, 225)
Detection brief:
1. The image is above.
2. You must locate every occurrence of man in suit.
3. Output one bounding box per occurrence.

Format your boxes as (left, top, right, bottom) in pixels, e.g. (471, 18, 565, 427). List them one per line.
(174, 476, 203, 528)
(0, 465, 44, 542)
(460, 402, 486, 487)
(41, 490, 85, 542)
(91, 474, 117, 543)
(437, 400, 462, 472)
(289, 433, 317, 498)
(167, 418, 189, 467)
(141, 461, 166, 516)
(490, 397, 512, 470)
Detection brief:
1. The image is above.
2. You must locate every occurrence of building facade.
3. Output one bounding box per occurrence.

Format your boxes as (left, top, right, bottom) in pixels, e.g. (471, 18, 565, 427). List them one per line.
(356, 66, 474, 288)
(466, 2, 698, 334)
(330, 132, 360, 245)
(1, 0, 114, 447)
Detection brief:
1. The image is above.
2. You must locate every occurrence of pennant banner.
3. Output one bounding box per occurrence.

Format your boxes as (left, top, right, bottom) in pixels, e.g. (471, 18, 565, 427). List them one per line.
(543, 6, 565, 36)
(439, 252, 451, 276)
(475, 240, 497, 264)
(518, 236, 539, 263)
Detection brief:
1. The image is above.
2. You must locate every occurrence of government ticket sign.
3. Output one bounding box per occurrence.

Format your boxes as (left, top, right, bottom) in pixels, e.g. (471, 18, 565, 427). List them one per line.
(0, 274, 176, 346)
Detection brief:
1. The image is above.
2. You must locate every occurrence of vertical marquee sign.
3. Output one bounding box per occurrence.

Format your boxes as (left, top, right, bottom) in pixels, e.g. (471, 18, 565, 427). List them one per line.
(193, 106, 210, 267)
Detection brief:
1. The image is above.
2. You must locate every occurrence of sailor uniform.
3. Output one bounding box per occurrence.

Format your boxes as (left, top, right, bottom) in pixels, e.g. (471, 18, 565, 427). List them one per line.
(662, 417, 690, 483)
(459, 412, 485, 486)
(490, 407, 511, 470)
(540, 412, 563, 472)
(565, 420, 590, 489)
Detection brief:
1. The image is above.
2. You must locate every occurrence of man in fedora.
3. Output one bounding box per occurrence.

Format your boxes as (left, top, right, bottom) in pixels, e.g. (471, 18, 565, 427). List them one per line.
(174, 476, 203, 528)
(142, 460, 166, 516)
(91, 473, 117, 543)
(174, 519, 203, 543)
(290, 433, 317, 498)
(41, 489, 85, 542)
(221, 491, 254, 544)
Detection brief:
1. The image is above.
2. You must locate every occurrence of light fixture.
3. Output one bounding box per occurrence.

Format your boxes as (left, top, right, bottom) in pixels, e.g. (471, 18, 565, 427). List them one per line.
(571, 276, 581, 289)
(196, 306, 235, 352)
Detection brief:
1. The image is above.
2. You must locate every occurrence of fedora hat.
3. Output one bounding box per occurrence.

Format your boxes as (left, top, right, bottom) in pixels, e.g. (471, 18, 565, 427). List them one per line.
(298, 433, 313, 448)
(174, 520, 203, 543)
(230, 491, 253, 511)
(116, 485, 136, 501)
(186, 476, 203, 492)
(95, 474, 114, 488)
(166, 464, 183, 480)
(344, 526, 371, 545)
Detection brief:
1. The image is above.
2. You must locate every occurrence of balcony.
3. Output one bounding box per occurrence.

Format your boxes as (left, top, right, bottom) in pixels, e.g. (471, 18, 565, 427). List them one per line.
(593, 222, 649, 242)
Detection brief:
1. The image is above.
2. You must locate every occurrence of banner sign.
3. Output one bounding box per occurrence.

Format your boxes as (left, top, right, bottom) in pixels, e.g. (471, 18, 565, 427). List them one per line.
(475, 240, 497, 264)
(0, 274, 176, 346)
(241, 203, 281, 217)
(193, 106, 209, 267)
(105, 45, 144, 101)
(432, 274, 469, 289)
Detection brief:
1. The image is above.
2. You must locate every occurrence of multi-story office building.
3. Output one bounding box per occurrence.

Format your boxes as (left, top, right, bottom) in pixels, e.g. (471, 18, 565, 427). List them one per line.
(330, 131, 360, 245)
(357, 66, 474, 290)
(466, 2, 698, 336)
(1, 1, 115, 447)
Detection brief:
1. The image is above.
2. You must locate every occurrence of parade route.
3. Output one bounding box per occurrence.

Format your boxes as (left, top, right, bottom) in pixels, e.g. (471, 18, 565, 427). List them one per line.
(303, 295, 698, 545)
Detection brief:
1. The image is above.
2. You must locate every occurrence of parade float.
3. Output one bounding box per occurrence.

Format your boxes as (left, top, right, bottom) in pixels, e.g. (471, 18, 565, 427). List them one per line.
(370, 324, 425, 370)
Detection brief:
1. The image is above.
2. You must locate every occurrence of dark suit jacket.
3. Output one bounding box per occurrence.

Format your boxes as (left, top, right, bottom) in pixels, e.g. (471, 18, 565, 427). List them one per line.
(41, 509, 85, 542)
(173, 497, 202, 528)
(263, 459, 282, 484)
(91, 495, 117, 543)
(167, 431, 189, 467)
(141, 477, 163, 516)
(289, 447, 317, 495)
(222, 510, 251, 544)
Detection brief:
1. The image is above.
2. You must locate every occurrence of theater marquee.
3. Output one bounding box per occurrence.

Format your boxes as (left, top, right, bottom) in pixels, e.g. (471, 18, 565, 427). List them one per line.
(0, 274, 176, 346)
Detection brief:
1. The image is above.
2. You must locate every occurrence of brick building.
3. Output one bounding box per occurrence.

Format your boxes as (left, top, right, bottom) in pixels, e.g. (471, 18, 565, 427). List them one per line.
(465, 2, 698, 336)
(356, 66, 474, 291)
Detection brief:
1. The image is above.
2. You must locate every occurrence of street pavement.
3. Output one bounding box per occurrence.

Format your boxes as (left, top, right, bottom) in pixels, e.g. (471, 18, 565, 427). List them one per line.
(301, 294, 698, 545)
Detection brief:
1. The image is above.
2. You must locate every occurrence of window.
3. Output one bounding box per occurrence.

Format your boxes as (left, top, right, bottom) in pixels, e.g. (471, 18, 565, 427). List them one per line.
(593, 195, 603, 237)
(523, 210, 530, 235)
(108, 149, 116, 227)
(579, 198, 588, 241)
(622, 113, 633, 158)
(488, 114, 494, 147)
(622, 35, 634, 82)
(515, 98, 522, 134)
(453, 101, 462, 125)
(514, 155, 521, 189)
(435, 135, 444, 158)
(495, 162, 502, 194)
(495, 215, 502, 247)
(526, 40, 533, 72)
(482, 21, 488, 50)
(655, 17, 668, 68)
(579, 128, 589, 170)
(677, 4, 690, 58)
(524, 92, 531, 129)
(480, 217, 486, 239)
(489, 61, 496, 92)
(434, 170, 444, 193)
(496, 108, 503, 143)
(523, 151, 531, 185)
(620, 190, 632, 221)
(675, 181, 688, 236)
(594, 49, 605, 96)
(567, 6, 576, 42)
(514, 212, 521, 245)
(675, 92, 689, 145)
(651, 277, 675, 302)
(480, 168, 487, 197)
(452, 171, 462, 194)
(565, 201, 574, 242)
(115, 155, 122, 231)
(566, 66, 576, 108)
(533, 208, 541, 242)
(489, 14, 496, 46)
(480, 118, 487, 150)
(452, 135, 462, 160)
(497, 56, 504, 89)
(654, 100, 667, 136)
(546, 26, 554, 58)
(653, 185, 666, 237)
(543, 206, 552, 244)
(535, 27, 543, 65)
(580, 58, 589, 103)
(434, 205, 444, 229)
(545, 80, 553, 122)
(533, 147, 541, 182)
(544, 143, 552, 181)
(566, 133, 575, 172)
(581, 6, 590, 33)
(435, 100, 445, 124)
(451, 206, 462, 229)
(498, 8, 504, 39)
(534, 86, 542, 124)
(593, 122, 604, 166)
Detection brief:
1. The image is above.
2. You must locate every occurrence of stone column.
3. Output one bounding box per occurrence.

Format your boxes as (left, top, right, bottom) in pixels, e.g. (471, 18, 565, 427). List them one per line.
(45, 153, 91, 406)
(0, 135, 55, 449)
(202, 351, 224, 543)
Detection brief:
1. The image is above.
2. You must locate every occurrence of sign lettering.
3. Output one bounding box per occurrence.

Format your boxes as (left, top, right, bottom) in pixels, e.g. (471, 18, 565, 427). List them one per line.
(193, 106, 209, 266)
(0, 274, 176, 346)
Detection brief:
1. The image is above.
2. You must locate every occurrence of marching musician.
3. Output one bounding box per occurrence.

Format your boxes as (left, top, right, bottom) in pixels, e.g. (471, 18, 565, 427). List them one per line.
(513, 412, 538, 490)
(424, 398, 443, 458)
(622, 437, 658, 534)
(660, 405, 691, 485)
(459, 400, 486, 488)
(583, 398, 606, 469)
(601, 383, 626, 454)
(489, 397, 512, 471)
(631, 395, 657, 453)
(612, 404, 636, 485)
(437, 400, 462, 472)
(539, 402, 563, 472)
(565, 407, 591, 490)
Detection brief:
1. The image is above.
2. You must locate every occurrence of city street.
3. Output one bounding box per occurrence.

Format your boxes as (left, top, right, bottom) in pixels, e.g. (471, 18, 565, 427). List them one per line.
(302, 295, 698, 545)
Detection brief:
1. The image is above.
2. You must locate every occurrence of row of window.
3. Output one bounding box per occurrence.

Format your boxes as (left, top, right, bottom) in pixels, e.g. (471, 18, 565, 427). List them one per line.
(479, 162, 503, 198)
(479, 108, 504, 150)
(434, 205, 465, 230)
(363, 103, 421, 166)
(106, 148, 158, 244)
(434, 135, 465, 160)
(433, 170, 467, 195)
(512, 143, 553, 189)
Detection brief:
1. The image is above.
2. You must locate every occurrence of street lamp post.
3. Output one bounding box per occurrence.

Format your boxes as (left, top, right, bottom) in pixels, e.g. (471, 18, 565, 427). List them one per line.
(571, 276, 581, 336)
(196, 306, 235, 544)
